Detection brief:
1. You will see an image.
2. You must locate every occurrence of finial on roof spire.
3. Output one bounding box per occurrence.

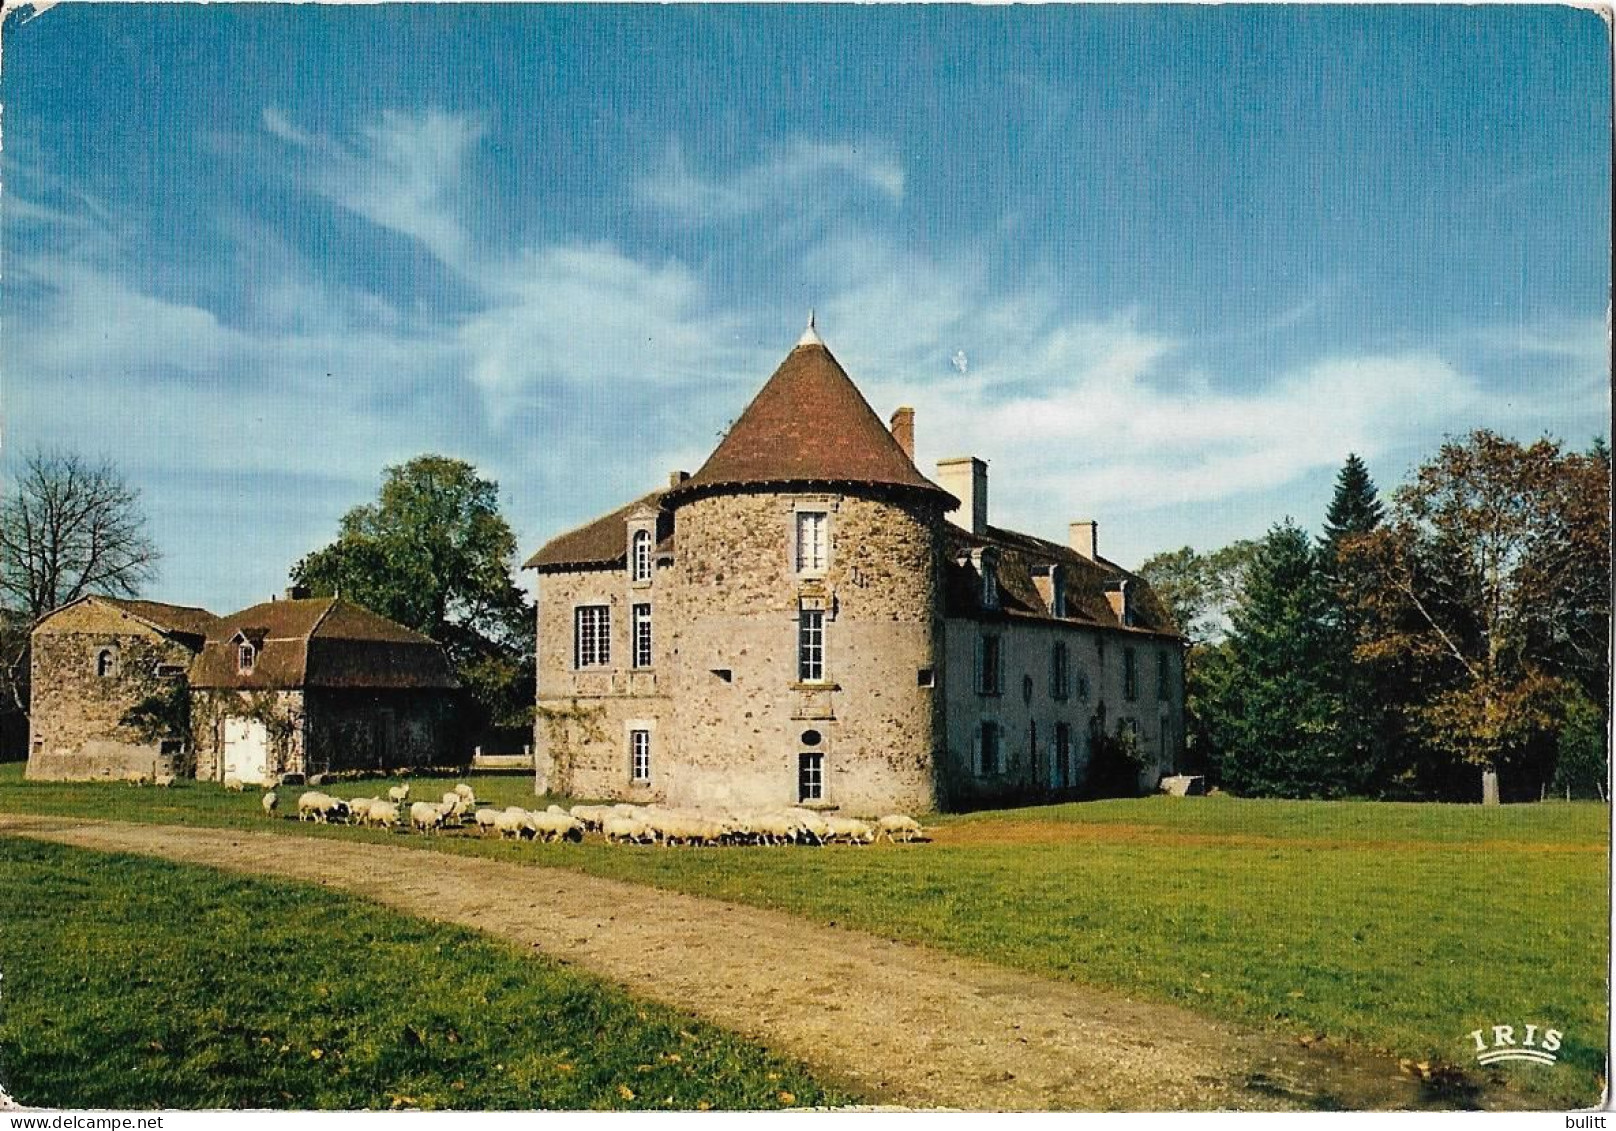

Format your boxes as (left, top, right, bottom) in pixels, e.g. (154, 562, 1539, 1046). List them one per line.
(797, 309, 824, 347)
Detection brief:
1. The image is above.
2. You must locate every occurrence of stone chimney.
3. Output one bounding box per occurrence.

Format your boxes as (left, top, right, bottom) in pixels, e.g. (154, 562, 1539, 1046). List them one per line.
(669, 470, 690, 488)
(1070, 520, 1099, 560)
(936, 457, 988, 535)
(889, 406, 915, 462)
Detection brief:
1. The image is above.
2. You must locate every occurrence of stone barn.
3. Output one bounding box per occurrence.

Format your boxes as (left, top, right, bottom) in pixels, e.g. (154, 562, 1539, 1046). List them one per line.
(526, 321, 1185, 814)
(26, 596, 218, 781)
(188, 596, 459, 784)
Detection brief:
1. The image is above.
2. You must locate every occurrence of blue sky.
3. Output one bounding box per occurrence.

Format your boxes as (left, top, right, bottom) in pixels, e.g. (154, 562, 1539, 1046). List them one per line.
(3, 3, 1609, 615)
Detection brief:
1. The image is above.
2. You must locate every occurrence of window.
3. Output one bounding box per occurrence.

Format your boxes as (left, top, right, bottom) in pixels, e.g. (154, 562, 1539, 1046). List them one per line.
(574, 605, 611, 668)
(1051, 568, 1067, 618)
(798, 607, 825, 682)
(629, 729, 651, 783)
(1123, 647, 1138, 701)
(977, 634, 1002, 696)
(630, 529, 652, 582)
(1050, 641, 1070, 700)
(237, 643, 255, 674)
(981, 555, 999, 609)
(976, 721, 1001, 776)
(154, 663, 185, 680)
(798, 752, 824, 802)
(795, 511, 828, 574)
(95, 648, 118, 678)
(1055, 722, 1072, 788)
(632, 603, 652, 668)
(1157, 652, 1171, 700)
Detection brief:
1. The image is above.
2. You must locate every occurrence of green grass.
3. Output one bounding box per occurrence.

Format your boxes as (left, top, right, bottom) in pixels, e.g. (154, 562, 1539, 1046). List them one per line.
(0, 836, 850, 1110)
(1, 765, 1606, 1107)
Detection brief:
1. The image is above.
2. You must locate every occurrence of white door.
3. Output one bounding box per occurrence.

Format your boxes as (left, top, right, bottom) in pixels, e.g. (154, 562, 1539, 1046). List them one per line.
(222, 718, 270, 785)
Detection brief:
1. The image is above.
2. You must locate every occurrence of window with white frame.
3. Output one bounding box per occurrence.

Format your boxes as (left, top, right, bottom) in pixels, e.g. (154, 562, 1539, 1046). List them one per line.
(798, 606, 825, 682)
(976, 720, 1001, 776)
(237, 643, 255, 674)
(574, 605, 611, 668)
(630, 528, 653, 582)
(798, 752, 824, 802)
(1051, 641, 1070, 700)
(795, 510, 828, 574)
(632, 603, 652, 668)
(630, 729, 651, 782)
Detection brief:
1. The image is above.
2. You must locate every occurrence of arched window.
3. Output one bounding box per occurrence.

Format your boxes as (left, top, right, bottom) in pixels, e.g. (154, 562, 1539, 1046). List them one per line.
(95, 648, 117, 678)
(630, 528, 652, 582)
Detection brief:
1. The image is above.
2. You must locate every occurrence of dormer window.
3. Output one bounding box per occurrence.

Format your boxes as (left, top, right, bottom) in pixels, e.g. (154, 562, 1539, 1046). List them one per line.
(630, 528, 653, 583)
(974, 548, 1000, 611)
(1050, 566, 1067, 618)
(237, 643, 256, 674)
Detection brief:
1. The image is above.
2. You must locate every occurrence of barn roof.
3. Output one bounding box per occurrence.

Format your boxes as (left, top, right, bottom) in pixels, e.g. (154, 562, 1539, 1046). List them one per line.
(33, 595, 218, 644)
(189, 597, 459, 691)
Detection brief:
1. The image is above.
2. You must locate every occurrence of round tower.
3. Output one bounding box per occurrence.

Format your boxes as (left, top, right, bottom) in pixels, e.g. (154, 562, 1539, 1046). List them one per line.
(659, 320, 957, 814)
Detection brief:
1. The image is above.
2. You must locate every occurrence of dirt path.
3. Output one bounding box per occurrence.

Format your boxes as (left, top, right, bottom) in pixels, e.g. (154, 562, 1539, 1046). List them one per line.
(0, 815, 1453, 1111)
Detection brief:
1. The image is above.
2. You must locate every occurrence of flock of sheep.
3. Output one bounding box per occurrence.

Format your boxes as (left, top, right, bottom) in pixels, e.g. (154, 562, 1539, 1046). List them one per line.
(253, 781, 927, 847)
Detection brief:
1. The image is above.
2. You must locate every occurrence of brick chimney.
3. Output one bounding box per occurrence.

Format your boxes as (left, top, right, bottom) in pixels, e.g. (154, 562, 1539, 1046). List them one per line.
(1070, 520, 1098, 560)
(936, 457, 987, 535)
(889, 406, 915, 462)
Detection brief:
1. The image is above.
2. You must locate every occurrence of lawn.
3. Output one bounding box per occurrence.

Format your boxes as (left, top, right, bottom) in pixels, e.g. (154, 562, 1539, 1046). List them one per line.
(1, 765, 1606, 1107)
(0, 836, 850, 1110)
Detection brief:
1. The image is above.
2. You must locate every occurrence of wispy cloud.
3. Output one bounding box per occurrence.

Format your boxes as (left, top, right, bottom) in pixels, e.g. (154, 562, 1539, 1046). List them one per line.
(639, 137, 905, 222)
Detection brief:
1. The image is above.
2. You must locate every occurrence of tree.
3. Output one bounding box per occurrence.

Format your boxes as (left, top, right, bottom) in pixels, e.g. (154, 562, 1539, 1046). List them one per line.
(1199, 520, 1350, 798)
(1318, 453, 1386, 573)
(291, 455, 534, 736)
(0, 450, 160, 718)
(1344, 431, 1611, 798)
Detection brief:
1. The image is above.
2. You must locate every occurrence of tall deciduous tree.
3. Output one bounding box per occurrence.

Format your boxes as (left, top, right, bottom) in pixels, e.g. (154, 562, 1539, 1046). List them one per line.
(0, 450, 161, 719)
(1137, 540, 1259, 645)
(1199, 520, 1350, 797)
(1344, 431, 1610, 797)
(291, 455, 534, 734)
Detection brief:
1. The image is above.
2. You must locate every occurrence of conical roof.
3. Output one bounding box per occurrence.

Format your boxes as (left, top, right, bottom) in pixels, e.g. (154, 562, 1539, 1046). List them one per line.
(666, 330, 955, 509)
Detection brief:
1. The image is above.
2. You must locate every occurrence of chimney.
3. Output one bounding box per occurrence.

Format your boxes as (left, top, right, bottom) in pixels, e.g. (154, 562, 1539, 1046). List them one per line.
(936, 457, 988, 535)
(1069, 520, 1098, 561)
(286, 584, 312, 601)
(889, 406, 915, 462)
(669, 469, 690, 488)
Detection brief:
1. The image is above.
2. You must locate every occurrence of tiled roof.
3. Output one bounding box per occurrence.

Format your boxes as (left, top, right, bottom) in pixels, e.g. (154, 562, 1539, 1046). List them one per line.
(96, 598, 219, 641)
(189, 597, 458, 691)
(664, 340, 956, 507)
(524, 490, 672, 572)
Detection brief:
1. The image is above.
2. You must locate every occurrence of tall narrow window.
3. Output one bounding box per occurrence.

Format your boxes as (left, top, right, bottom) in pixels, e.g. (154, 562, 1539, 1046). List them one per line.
(574, 605, 611, 668)
(1055, 722, 1072, 788)
(95, 649, 118, 678)
(237, 643, 255, 674)
(795, 511, 828, 574)
(977, 721, 1001, 776)
(1157, 652, 1171, 700)
(630, 529, 652, 582)
(1051, 568, 1067, 618)
(981, 559, 999, 609)
(1051, 641, 1070, 700)
(1124, 648, 1138, 701)
(798, 752, 824, 801)
(977, 634, 1002, 695)
(798, 607, 825, 682)
(629, 729, 651, 783)
(632, 603, 653, 668)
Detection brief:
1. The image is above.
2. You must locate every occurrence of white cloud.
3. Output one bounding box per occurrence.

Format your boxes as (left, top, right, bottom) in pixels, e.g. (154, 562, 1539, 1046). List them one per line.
(640, 137, 905, 221)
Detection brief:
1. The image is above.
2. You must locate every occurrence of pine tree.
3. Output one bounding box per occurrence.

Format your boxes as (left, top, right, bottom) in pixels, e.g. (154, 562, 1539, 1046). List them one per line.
(1319, 453, 1385, 571)
(1202, 520, 1349, 798)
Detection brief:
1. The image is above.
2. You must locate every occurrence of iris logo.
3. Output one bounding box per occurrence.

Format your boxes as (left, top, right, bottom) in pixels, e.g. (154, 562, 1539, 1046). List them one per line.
(1467, 1024, 1563, 1066)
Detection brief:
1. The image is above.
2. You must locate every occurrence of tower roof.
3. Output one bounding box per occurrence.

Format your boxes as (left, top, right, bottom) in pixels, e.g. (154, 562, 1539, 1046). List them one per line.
(665, 326, 955, 509)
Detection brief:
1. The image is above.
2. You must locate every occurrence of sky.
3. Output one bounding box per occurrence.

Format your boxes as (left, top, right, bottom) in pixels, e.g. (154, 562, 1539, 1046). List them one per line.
(2, 3, 1609, 616)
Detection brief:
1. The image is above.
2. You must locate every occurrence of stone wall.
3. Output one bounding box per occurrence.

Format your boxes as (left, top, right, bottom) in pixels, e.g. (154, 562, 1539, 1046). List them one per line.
(305, 689, 458, 774)
(192, 689, 307, 782)
(27, 601, 197, 781)
(662, 490, 943, 814)
(940, 618, 1183, 806)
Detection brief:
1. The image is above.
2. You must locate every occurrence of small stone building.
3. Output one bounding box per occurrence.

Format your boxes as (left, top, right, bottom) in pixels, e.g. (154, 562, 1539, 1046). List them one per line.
(27, 596, 218, 781)
(189, 597, 460, 784)
(526, 322, 1185, 814)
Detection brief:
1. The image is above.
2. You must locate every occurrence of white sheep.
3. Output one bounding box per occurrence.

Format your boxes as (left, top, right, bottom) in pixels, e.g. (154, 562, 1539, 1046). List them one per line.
(569, 804, 613, 831)
(261, 791, 279, 817)
(453, 782, 477, 804)
(222, 774, 245, 792)
(410, 800, 448, 833)
(297, 791, 331, 821)
(602, 815, 652, 844)
(473, 807, 501, 835)
(153, 773, 176, 788)
(528, 810, 583, 843)
(493, 809, 531, 839)
(825, 816, 874, 845)
(365, 800, 400, 829)
(346, 797, 376, 823)
(387, 783, 411, 804)
(876, 814, 924, 843)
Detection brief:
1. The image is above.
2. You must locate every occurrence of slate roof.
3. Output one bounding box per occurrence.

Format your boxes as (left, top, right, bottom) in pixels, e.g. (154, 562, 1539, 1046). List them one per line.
(663, 337, 956, 508)
(189, 597, 459, 691)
